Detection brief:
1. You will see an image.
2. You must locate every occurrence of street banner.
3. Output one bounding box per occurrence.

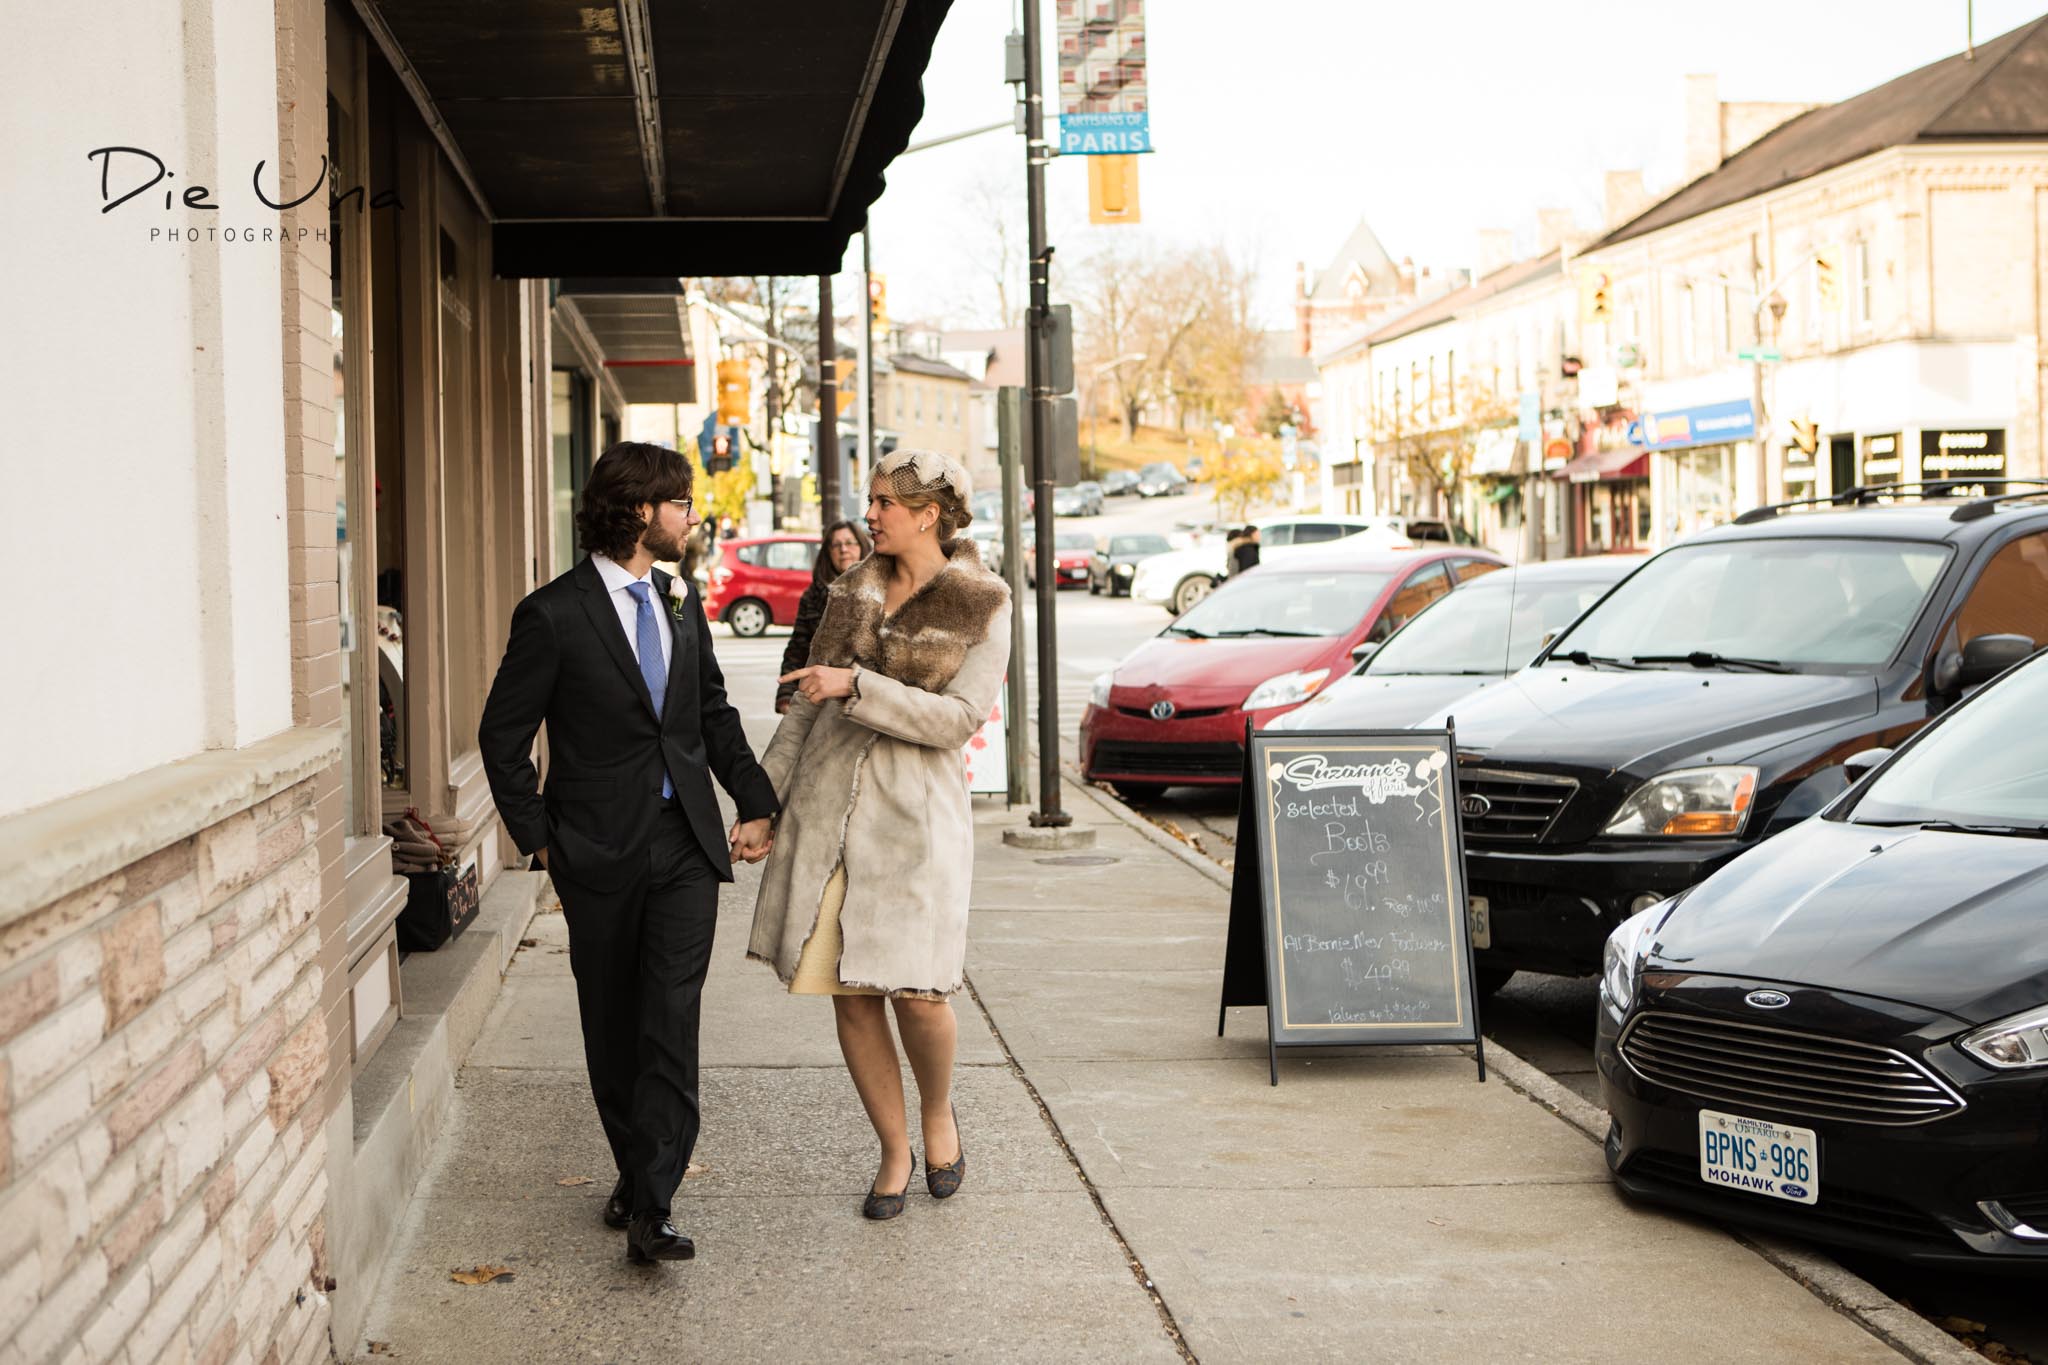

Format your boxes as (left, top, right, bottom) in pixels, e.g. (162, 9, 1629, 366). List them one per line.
(1057, 0, 1151, 155)
(1219, 726, 1486, 1085)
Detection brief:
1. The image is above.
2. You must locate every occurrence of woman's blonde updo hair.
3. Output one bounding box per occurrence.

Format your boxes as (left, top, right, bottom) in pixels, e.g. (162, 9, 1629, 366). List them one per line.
(871, 448, 974, 542)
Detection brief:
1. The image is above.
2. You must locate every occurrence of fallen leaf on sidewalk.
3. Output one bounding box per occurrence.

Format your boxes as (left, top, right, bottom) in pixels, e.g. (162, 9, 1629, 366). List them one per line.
(684, 1161, 709, 1179)
(366, 1344, 395, 1356)
(449, 1265, 515, 1285)
(518, 938, 538, 948)
(555, 1176, 593, 1187)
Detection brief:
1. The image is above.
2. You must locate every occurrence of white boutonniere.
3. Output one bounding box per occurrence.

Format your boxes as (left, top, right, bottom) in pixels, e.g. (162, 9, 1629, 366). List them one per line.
(666, 576, 693, 623)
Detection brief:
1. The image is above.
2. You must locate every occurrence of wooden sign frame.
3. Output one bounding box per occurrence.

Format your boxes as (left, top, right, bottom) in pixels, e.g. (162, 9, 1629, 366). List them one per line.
(1219, 723, 1486, 1085)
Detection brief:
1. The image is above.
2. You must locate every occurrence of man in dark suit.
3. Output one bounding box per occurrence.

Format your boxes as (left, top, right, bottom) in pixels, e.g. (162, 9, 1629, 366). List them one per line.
(479, 441, 777, 1265)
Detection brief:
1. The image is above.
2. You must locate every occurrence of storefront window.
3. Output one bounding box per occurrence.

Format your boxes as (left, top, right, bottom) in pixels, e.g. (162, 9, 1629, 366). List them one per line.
(551, 370, 591, 578)
(1669, 445, 1737, 539)
(1860, 433, 1903, 489)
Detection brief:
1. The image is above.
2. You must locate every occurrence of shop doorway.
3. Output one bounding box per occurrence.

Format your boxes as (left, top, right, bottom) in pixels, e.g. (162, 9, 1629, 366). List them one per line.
(1829, 436, 1854, 497)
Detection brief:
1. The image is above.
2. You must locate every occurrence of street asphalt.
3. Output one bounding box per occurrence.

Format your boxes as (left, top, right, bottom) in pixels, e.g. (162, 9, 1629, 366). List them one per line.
(352, 597, 1920, 1363)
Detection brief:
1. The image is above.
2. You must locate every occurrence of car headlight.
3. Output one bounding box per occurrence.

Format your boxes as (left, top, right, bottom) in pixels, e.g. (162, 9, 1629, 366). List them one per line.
(1114, 562, 1135, 576)
(1960, 1004, 2048, 1069)
(1089, 671, 1113, 708)
(1243, 668, 1331, 710)
(1602, 766, 1758, 837)
(1601, 903, 1663, 1020)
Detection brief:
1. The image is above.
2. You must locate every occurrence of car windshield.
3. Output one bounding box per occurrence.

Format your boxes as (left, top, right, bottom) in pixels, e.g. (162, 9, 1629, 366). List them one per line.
(1369, 574, 1621, 675)
(1110, 535, 1171, 556)
(1170, 571, 1392, 638)
(1141, 462, 1178, 477)
(1848, 658, 2048, 828)
(1055, 531, 1096, 550)
(1547, 539, 1947, 669)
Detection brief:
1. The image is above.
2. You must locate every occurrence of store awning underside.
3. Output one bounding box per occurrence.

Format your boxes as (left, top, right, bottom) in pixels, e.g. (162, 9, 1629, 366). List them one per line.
(356, 0, 953, 277)
(556, 279, 695, 404)
(1559, 446, 1649, 482)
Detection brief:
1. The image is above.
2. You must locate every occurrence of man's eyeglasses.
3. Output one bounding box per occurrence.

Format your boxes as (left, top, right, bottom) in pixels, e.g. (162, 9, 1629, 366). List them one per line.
(666, 498, 695, 516)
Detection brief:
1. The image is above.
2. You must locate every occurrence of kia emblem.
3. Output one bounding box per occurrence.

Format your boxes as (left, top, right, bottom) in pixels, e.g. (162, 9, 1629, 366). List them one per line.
(1149, 699, 1176, 721)
(1459, 793, 1492, 819)
(1745, 989, 1792, 1010)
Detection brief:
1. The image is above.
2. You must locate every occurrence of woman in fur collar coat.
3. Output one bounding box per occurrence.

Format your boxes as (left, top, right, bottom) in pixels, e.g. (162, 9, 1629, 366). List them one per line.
(749, 448, 1011, 1219)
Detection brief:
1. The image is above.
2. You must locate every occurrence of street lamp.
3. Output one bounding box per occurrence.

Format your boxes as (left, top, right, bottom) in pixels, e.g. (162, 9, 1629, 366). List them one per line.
(1087, 353, 1146, 479)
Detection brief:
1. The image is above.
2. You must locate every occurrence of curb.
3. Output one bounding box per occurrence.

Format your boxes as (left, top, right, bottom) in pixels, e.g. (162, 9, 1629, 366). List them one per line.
(1053, 761, 1973, 1365)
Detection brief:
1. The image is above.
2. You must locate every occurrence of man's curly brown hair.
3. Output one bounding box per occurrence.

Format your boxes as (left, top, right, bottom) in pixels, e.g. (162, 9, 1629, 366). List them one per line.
(576, 441, 692, 561)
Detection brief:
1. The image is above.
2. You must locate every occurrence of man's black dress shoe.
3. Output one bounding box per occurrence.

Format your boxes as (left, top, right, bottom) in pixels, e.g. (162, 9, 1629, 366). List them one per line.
(603, 1178, 631, 1230)
(626, 1214, 696, 1263)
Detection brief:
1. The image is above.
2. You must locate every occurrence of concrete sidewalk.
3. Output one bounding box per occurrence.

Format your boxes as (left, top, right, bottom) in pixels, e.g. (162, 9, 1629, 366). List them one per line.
(355, 772, 1909, 1364)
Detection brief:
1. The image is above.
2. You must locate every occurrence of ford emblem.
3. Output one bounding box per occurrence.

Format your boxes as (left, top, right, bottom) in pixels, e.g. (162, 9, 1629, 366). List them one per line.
(1745, 989, 1792, 1010)
(1779, 1182, 1808, 1199)
(1149, 699, 1176, 721)
(1459, 793, 1492, 819)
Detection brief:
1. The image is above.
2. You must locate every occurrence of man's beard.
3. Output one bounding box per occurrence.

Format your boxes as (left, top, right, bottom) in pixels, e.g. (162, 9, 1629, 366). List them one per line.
(642, 520, 686, 562)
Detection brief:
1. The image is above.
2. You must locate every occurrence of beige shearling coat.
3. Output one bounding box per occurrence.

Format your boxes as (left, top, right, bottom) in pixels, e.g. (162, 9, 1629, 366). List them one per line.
(747, 538, 1012, 997)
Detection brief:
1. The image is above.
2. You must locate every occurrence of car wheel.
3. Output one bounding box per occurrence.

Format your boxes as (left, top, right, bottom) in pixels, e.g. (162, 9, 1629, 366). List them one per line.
(1171, 575, 1217, 615)
(1111, 781, 1168, 803)
(726, 598, 771, 638)
(1474, 967, 1515, 1000)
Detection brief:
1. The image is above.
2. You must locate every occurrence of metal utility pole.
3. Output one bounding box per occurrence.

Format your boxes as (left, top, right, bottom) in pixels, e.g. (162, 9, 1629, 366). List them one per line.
(818, 272, 839, 523)
(1021, 0, 1066, 828)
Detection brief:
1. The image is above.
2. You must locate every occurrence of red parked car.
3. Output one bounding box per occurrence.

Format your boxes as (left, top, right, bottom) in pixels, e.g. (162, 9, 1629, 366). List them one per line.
(1080, 545, 1505, 799)
(1025, 530, 1097, 589)
(702, 534, 819, 637)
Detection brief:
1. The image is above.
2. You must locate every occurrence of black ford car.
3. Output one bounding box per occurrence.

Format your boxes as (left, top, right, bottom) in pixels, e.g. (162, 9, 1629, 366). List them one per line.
(1597, 642, 2048, 1264)
(1427, 484, 2048, 987)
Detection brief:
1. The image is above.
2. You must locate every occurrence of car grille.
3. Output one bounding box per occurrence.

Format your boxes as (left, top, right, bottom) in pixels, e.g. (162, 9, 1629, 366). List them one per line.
(1623, 1149, 1956, 1247)
(1619, 1011, 1965, 1127)
(1114, 705, 1229, 721)
(1456, 767, 1577, 843)
(1090, 741, 1241, 780)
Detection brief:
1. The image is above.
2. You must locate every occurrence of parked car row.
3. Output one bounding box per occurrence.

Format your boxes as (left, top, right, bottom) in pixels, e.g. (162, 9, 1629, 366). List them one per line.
(1129, 513, 1478, 615)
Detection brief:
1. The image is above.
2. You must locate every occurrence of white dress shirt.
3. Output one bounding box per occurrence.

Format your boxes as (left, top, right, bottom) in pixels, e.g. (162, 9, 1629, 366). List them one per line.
(590, 553, 674, 673)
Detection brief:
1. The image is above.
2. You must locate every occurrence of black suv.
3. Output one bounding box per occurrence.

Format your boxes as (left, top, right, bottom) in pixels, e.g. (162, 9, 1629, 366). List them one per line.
(1435, 483, 2048, 987)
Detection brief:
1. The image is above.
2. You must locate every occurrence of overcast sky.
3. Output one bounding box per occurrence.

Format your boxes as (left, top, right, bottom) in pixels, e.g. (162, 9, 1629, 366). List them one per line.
(859, 0, 2044, 329)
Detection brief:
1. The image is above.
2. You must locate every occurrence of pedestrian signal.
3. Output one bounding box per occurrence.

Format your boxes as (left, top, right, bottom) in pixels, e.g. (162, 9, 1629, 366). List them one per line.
(1813, 245, 1842, 312)
(716, 359, 750, 424)
(709, 433, 733, 472)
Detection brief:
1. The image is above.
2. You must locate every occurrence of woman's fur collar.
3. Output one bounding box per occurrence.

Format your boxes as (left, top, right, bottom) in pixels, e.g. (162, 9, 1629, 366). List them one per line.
(806, 538, 1009, 693)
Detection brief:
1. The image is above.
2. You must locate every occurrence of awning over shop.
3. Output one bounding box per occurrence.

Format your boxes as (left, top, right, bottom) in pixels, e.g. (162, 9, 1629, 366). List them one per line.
(356, 0, 954, 277)
(555, 278, 695, 404)
(1559, 446, 1648, 483)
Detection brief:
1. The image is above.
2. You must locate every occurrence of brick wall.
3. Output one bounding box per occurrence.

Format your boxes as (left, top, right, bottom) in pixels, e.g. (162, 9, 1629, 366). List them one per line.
(0, 782, 334, 1364)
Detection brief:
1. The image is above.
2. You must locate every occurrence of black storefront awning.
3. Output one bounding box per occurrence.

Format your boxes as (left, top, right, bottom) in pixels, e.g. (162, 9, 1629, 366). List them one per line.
(354, 0, 954, 277)
(555, 279, 695, 404)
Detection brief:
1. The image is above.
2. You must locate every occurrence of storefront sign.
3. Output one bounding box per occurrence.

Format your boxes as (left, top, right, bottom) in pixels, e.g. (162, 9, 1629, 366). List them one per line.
(1058, 0, 1151, 155)
(1628, 399, 1756, 451)
(1920, 428, 2006, 478)
(1543, 437, 1572, 469)
(1518, 392, 1540, 441)
(1860, 433, 1902, 482)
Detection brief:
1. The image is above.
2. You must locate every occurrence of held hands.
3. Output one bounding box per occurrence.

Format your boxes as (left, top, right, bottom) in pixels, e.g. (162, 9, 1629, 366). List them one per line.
(729, 816, 775, 864)
(777, 665, 855, 705)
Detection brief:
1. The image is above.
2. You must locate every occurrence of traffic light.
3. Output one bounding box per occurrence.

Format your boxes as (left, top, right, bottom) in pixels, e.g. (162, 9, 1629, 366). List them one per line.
(868, 273, 888, 336)
(1813, 245, 1842, 312)
(1581, 269, 1612, 324)
(1088, 154, 1140, 224)
(709, 433, 733, 472)
(715, 359, 750, 424)
(1788, 418, 1819, 457)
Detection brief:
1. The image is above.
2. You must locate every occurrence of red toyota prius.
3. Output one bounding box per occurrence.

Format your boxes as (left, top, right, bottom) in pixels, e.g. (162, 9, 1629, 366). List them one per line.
(1080, 545, 1505, 800)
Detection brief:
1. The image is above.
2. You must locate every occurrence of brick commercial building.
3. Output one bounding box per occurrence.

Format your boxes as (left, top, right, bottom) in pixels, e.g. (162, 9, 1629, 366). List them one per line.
(0, 3, 948, 1359)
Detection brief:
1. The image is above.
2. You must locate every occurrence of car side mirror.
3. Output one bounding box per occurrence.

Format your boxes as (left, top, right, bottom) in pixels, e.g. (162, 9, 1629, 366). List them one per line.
(1958, 633, 2035, 690)
(1842, 748, 1892, 783)
(1350, 641, 1381, 666)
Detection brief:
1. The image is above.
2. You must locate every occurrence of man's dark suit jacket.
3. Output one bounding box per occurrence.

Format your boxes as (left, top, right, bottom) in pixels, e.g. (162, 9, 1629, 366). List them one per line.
(479, 557, 779, 891)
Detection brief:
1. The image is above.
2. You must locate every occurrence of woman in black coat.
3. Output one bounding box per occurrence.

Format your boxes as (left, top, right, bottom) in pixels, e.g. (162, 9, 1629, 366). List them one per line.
(776, 520, 872, 713)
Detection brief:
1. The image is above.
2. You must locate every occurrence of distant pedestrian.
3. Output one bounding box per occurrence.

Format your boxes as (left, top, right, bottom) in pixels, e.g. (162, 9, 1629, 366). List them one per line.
(751, 447, 1012, 1221)
(776, 519, 871, 714)
(1231, 524, 1262, 576)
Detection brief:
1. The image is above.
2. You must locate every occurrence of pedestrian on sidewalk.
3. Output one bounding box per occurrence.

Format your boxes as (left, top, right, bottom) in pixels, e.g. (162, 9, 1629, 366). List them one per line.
(775, 519, 871, 715)
(477, 441, 780, 1266)
(1229, 524, 1261, 577)
(751, 447, 1012, 1221)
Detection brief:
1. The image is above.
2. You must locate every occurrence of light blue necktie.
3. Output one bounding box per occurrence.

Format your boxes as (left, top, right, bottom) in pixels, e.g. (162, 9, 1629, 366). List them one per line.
(623, 582, 674, 800)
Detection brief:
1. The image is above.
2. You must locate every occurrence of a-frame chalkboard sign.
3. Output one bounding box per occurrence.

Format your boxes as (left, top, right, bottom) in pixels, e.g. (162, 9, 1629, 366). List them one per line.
(1220, 723, 1486, 1085)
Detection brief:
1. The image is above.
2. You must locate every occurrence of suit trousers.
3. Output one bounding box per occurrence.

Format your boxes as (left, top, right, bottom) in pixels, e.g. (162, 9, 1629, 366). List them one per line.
(555, 803, 717, 1218)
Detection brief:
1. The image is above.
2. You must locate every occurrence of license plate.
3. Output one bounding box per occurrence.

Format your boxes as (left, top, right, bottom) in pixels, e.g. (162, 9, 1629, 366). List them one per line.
(1697, 1108, 1818, 1204)
(1467, 896, 1491, 949)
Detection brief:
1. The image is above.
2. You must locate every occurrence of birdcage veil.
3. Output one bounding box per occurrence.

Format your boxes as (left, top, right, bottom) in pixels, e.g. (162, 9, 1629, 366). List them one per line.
(873, 447, 972, 504)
